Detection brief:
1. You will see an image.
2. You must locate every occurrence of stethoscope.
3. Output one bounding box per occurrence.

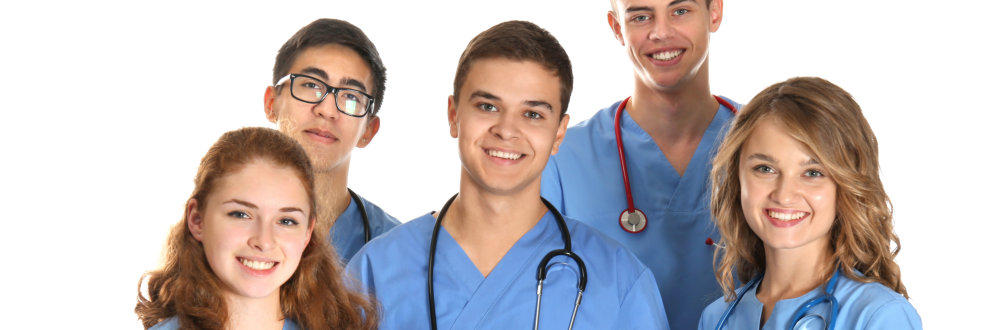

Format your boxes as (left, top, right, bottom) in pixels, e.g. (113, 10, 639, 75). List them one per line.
(613, 96, 737, 233)
(426, 194, 588, 330)
(346, 188, 371, 242)
(714, 267, 841, 330)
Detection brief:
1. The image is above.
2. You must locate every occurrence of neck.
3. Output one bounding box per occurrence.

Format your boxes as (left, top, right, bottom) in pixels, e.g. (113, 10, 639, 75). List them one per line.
(442, 175, 547, 276)
(758, 243, 835, 302)
(628, 61, 718, 141)
(314, 166, 351, 233)
(224, 291, 284, 330)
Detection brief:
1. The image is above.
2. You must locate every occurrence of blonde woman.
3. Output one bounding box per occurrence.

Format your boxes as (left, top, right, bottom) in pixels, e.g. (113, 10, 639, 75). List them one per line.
(699, 77, 921, 329)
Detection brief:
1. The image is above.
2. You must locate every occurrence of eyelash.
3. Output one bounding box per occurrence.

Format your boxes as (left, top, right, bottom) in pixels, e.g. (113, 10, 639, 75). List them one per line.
(279, 218, 299, 226)
(477, 103, 498, 112)
(228, 211, 250, 219)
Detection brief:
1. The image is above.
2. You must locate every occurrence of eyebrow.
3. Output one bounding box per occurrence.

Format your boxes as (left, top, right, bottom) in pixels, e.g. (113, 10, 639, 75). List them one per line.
(470, 90, 554, 112)
(747, 153, 822, 166)
(224, 199, 258, 209)
(299, 66, 369, 92)
(224, 199, 305, 215)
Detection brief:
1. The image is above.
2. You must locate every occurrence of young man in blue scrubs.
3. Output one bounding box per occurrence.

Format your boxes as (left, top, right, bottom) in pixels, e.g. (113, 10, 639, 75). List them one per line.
(541, 1, 736, 328)
(349, 21, 669, 329)
(263, 19, 399, 262)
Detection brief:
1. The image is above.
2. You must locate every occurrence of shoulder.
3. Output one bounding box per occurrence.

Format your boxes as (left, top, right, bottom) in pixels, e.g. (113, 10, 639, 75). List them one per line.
(565, 216, 648, 276)
(355, 214, 432, 257)
(148, 316, 179, 330)
(836, 274, 922, 328)
(699, 295, 731, 329)
(562, 100, 621, 140)
(355, 193, 402, 227)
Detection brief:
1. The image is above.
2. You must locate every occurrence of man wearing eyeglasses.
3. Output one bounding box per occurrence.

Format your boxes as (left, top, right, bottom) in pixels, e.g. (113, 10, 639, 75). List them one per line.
(263, 18, 400, 262)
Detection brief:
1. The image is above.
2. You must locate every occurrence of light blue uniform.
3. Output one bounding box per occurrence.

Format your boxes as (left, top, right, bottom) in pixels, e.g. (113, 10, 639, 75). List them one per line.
(330, 193, 399, 262)
(698, 270, 922, 329)
(541, 97, 739, 329)
(347, 211, 670, 329)
(150, 316, 300, 330)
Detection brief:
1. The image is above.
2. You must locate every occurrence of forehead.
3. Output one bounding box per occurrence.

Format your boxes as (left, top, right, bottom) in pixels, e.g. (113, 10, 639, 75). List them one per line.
(210, 160, 310, 205)
(461, 58, 561, 101)
(741, 117, 817, 161)
(289, 44, 373, 90)
(613, 0, 704, 11)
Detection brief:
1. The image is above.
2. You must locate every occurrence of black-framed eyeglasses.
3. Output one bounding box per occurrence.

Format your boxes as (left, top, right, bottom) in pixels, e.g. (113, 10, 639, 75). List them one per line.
(275, 73, 375, 118)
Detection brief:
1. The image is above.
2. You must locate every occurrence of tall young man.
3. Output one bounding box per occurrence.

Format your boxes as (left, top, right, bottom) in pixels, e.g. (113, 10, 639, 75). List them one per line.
(541, 1, 737, 328)
(264, 19, 399, 262)
(349, 21, 668, 329)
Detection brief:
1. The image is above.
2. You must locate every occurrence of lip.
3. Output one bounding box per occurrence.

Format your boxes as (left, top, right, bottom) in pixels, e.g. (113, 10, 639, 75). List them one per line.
(304, 128, 338, 144)
(763, 208, 810, 228)
(483, 147, 525, 165)
(645, 47, 685, 67)
(236, 256, 279, 276)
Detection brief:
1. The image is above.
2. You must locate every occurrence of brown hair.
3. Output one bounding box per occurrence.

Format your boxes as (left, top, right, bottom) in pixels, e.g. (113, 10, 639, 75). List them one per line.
(273, 18, 388, 116)
(710, 77, 908, 301)
(136, 127, 378, 329)
(452, 20, 573, 115)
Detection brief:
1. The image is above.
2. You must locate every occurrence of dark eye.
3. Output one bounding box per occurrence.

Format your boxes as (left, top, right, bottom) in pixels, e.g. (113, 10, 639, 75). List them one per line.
(673, 8, 689, 15)
(754, 165, 775, 174)
(524, 111, 543, 120)
(477, 103, 498, 112)
(228, 211, 250, 219)
(279, 218, 299, 226)
(301, 82, 322, 90)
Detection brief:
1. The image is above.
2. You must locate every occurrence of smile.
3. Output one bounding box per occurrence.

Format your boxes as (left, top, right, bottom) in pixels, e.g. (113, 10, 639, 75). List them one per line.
(486, 149, 524, 160)
(767, 210, 809, 222)
(239, 257, 278, 270)
(649, 49, 683, 61)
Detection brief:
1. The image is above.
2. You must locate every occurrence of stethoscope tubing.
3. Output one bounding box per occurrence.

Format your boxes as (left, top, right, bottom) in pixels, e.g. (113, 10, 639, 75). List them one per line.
(714, 267, 841, 330)
(427, 195, 586, 330)
(347, 188, 371, 242)
(613, 96, 736, 234)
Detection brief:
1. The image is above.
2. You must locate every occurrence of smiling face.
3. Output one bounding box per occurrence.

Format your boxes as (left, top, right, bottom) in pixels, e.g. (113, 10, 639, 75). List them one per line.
(187, 159, 313, 301)
(608, 0, 722, 92)
(739, 116, 837, 256)
(448, 58, 569, 196)
(264, 44, 380, 173)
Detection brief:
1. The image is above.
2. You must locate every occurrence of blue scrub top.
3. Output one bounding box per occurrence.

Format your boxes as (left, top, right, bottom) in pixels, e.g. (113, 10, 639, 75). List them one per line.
(150, 316, 300, 330)
(698, 270, 922, 329)
(347, 211, 670, 329)
(330, 192, 400, 262)
(541, 97, 739, 330)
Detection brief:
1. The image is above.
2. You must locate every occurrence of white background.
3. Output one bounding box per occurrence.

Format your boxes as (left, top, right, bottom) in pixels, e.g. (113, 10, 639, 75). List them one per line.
(1, 0, 1001, 328)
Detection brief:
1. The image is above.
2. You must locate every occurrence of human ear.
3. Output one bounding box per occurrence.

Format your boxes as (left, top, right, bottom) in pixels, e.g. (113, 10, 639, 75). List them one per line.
(447, 95, 459, 138)
(357, 116, 381, 148)
(264, 86, 279, 123)
(552, 114, 570, 155)
(608, 11, 624, 45)
(186, 199, 205, 242)
(709, 0, 724, 32)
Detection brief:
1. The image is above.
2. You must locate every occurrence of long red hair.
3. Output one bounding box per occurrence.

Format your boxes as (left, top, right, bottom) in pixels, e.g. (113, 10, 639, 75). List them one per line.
(136, 127, 378, 329)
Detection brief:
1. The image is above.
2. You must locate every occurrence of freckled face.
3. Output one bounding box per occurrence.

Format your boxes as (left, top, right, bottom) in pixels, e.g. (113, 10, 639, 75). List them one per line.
(739, 117, 837, 254)
(189, 159, 313, 300)
(448, 58, 569, 196)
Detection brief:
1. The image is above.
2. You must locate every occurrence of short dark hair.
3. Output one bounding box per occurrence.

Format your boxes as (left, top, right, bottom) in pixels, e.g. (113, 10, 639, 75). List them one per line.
(452, 21, 573, 115)
(273, 19, 388, 115)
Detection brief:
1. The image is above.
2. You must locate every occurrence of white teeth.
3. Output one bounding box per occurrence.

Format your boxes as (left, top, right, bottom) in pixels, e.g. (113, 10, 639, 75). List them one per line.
(768, 211, 807, 221)
(241, 258, 276, 270)
(651, 50, 683, 61)
(488, 150, 521, 160)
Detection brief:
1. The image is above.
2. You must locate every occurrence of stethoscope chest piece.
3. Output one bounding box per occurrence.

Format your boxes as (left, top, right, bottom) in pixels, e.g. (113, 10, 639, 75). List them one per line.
(619, 209, 647, 233)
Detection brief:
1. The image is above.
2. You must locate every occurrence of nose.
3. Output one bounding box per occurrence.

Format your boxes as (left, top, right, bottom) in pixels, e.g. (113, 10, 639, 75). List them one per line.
(770, 175, 800, 206)
(489, 112, 519, 141)
(648, 15, 673, 41)
(248, 220, 276, 252)
(313, 92, 342, 120)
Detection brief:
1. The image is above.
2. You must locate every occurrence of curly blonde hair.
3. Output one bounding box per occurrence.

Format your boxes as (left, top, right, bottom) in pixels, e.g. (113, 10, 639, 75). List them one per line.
(136, 127, 378, 329)
(710, 77, 907, 301)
